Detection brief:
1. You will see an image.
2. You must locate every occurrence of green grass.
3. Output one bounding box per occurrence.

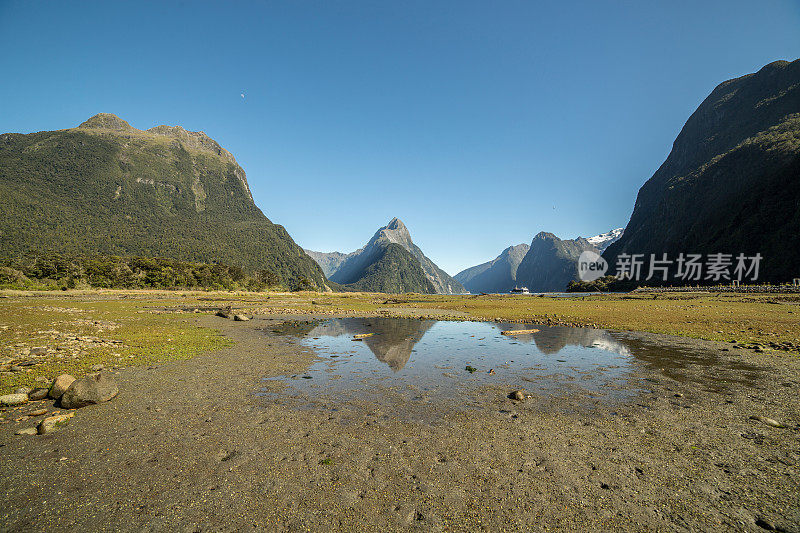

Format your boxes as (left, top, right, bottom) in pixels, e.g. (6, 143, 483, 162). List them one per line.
(0, 295, 231, 394)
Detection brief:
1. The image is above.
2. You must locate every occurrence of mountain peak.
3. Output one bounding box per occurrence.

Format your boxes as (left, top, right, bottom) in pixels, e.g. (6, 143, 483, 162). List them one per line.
(78, 113, 139, 133)
(385, 217, 406, 231)
(378, 217, 412, 246)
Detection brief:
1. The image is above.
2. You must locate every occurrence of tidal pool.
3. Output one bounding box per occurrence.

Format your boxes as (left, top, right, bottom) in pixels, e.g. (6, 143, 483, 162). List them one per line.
(261, 318, 762, 406)
(263, 318, 658, 402)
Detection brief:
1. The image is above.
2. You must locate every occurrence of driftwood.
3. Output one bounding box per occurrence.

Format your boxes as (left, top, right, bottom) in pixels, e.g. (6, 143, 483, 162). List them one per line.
(352, 333, 375, 340)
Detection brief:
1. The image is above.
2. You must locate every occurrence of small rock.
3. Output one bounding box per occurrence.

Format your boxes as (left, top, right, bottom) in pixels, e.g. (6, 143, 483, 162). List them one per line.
(49, 374, 76, 399)
(29, 347, 47, 356)
(215, 310, 230, 319)
(37, 412, 74, 434)
(750, 415, 784, 428)
(90, 364, 104, 372)
(755, 517, 776, 530)
(15, 427, 38, 436)
(509, 390, 526, 401)
(14, 387, 32, 395)
(0, 393, 29, 407)
(27, 408, 47, 416)
(10, 366, 23, 372)
(60, 372, 119, 409)
(28, 388, 49, 401)
(233, 314, 250, 321)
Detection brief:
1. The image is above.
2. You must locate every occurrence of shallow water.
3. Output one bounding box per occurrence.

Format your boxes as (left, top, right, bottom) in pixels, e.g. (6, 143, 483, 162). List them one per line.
(261, 318, 762, 404)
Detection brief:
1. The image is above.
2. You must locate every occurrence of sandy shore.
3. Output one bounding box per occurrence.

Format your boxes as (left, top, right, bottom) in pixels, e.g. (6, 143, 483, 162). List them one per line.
(1, 314, 798, 532)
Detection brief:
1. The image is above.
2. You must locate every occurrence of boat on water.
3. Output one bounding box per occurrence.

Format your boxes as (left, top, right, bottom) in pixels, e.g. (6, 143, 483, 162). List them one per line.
(510, 286, 530, 295)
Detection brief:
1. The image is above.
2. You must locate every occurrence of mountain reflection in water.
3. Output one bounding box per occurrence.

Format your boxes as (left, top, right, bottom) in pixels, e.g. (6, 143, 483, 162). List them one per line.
(270, 319, 630, 372)
(266, 318, 761, 398)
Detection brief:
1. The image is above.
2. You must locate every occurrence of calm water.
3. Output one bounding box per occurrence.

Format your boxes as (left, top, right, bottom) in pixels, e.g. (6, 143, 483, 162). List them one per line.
(261, 318, 761, 404)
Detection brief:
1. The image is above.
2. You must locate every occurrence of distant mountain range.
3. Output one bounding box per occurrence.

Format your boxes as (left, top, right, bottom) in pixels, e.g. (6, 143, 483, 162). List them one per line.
(0, 113, 327, 289)
(605, 59, 800, 283)
(305, 218, 465, 294)
(456, 229, 616, 293)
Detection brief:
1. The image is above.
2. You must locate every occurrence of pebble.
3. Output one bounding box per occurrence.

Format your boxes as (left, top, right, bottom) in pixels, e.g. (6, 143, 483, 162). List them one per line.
(14, 387, 32, 395)
(28, 388, 49, 401)
(15, 427, 38, 436)
(0, 393, 29, 407)
(91, 364, 105, 371)
(509, 390, 526, 401)
(37, 412, 75, 434)
(750, 415, 784, 428)
(27, 408, 47, 416)
(49, 374, 76, 399)
(233, 314, 250, 321)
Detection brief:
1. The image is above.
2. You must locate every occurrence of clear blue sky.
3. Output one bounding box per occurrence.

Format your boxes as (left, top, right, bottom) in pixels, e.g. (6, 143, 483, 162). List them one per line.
(1, 1, 798, 274)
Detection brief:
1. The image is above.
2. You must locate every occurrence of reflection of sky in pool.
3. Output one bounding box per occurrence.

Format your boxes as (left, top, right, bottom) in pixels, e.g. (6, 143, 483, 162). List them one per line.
(265, 318, 641, 401)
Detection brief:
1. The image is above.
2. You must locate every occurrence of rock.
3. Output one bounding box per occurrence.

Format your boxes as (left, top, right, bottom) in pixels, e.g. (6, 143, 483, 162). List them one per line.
(750, 415, 784, 428)
(90, 364, 105, 371)
(10, 365, 24, 372)
(15, 427, 38, 436)
(509, 390, 526, 401)
(30, 347, 47, 356)
(14, 387, 32, 395)
(37, 412, 75, 434)
(60, 372, 119, 409)
(27, 408, 47, 416)
(755, 517, 776, 530)
(28, 388, 49, 401)
(233, 314, 250, 321)
(49, 374, 76, 399)
(0, 393, 29, 406)
(215, 310, 230, 319)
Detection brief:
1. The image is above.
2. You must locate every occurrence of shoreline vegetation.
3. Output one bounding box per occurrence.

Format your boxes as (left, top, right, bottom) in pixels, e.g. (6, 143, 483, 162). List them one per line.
(1, 288, 797, 395)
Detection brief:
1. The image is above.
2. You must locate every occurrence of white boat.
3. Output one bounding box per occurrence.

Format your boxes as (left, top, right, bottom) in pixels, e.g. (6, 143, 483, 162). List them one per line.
(510, 286, 530, 294)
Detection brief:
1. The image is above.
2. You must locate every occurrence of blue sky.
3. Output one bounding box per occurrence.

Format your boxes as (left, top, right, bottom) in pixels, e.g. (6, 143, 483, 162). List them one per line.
(1, 1, 798, 274)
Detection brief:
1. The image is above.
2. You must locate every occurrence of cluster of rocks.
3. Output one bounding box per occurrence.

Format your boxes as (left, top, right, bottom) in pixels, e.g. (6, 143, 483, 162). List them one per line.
(1, 331, 124, 376)
(731, 340, 799, 354)
(215, 309, 250, 321)
(0, 371, 118, 435)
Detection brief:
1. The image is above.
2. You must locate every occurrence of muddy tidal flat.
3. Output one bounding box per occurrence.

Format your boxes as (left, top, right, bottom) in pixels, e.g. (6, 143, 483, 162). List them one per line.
(0, 291, 798, 531)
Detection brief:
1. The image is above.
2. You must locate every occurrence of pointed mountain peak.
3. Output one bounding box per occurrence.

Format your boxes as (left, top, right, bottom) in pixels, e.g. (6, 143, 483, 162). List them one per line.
(377, 217, 412, 246)
(78, 113, 139, 133)
(385, 217, 406, 231)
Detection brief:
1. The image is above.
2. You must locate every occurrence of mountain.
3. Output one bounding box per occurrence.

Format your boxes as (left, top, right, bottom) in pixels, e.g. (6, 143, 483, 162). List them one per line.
(0, 113, 327, 289)
(515, 232, 599, 292)
(604, 59, 800, 283)
(455, 243, 530, 294)
(586, 228, 623, 252)
(337, 242, 436, 294)
(321, 218, 465, 294)
(303, 250, 347, 278)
